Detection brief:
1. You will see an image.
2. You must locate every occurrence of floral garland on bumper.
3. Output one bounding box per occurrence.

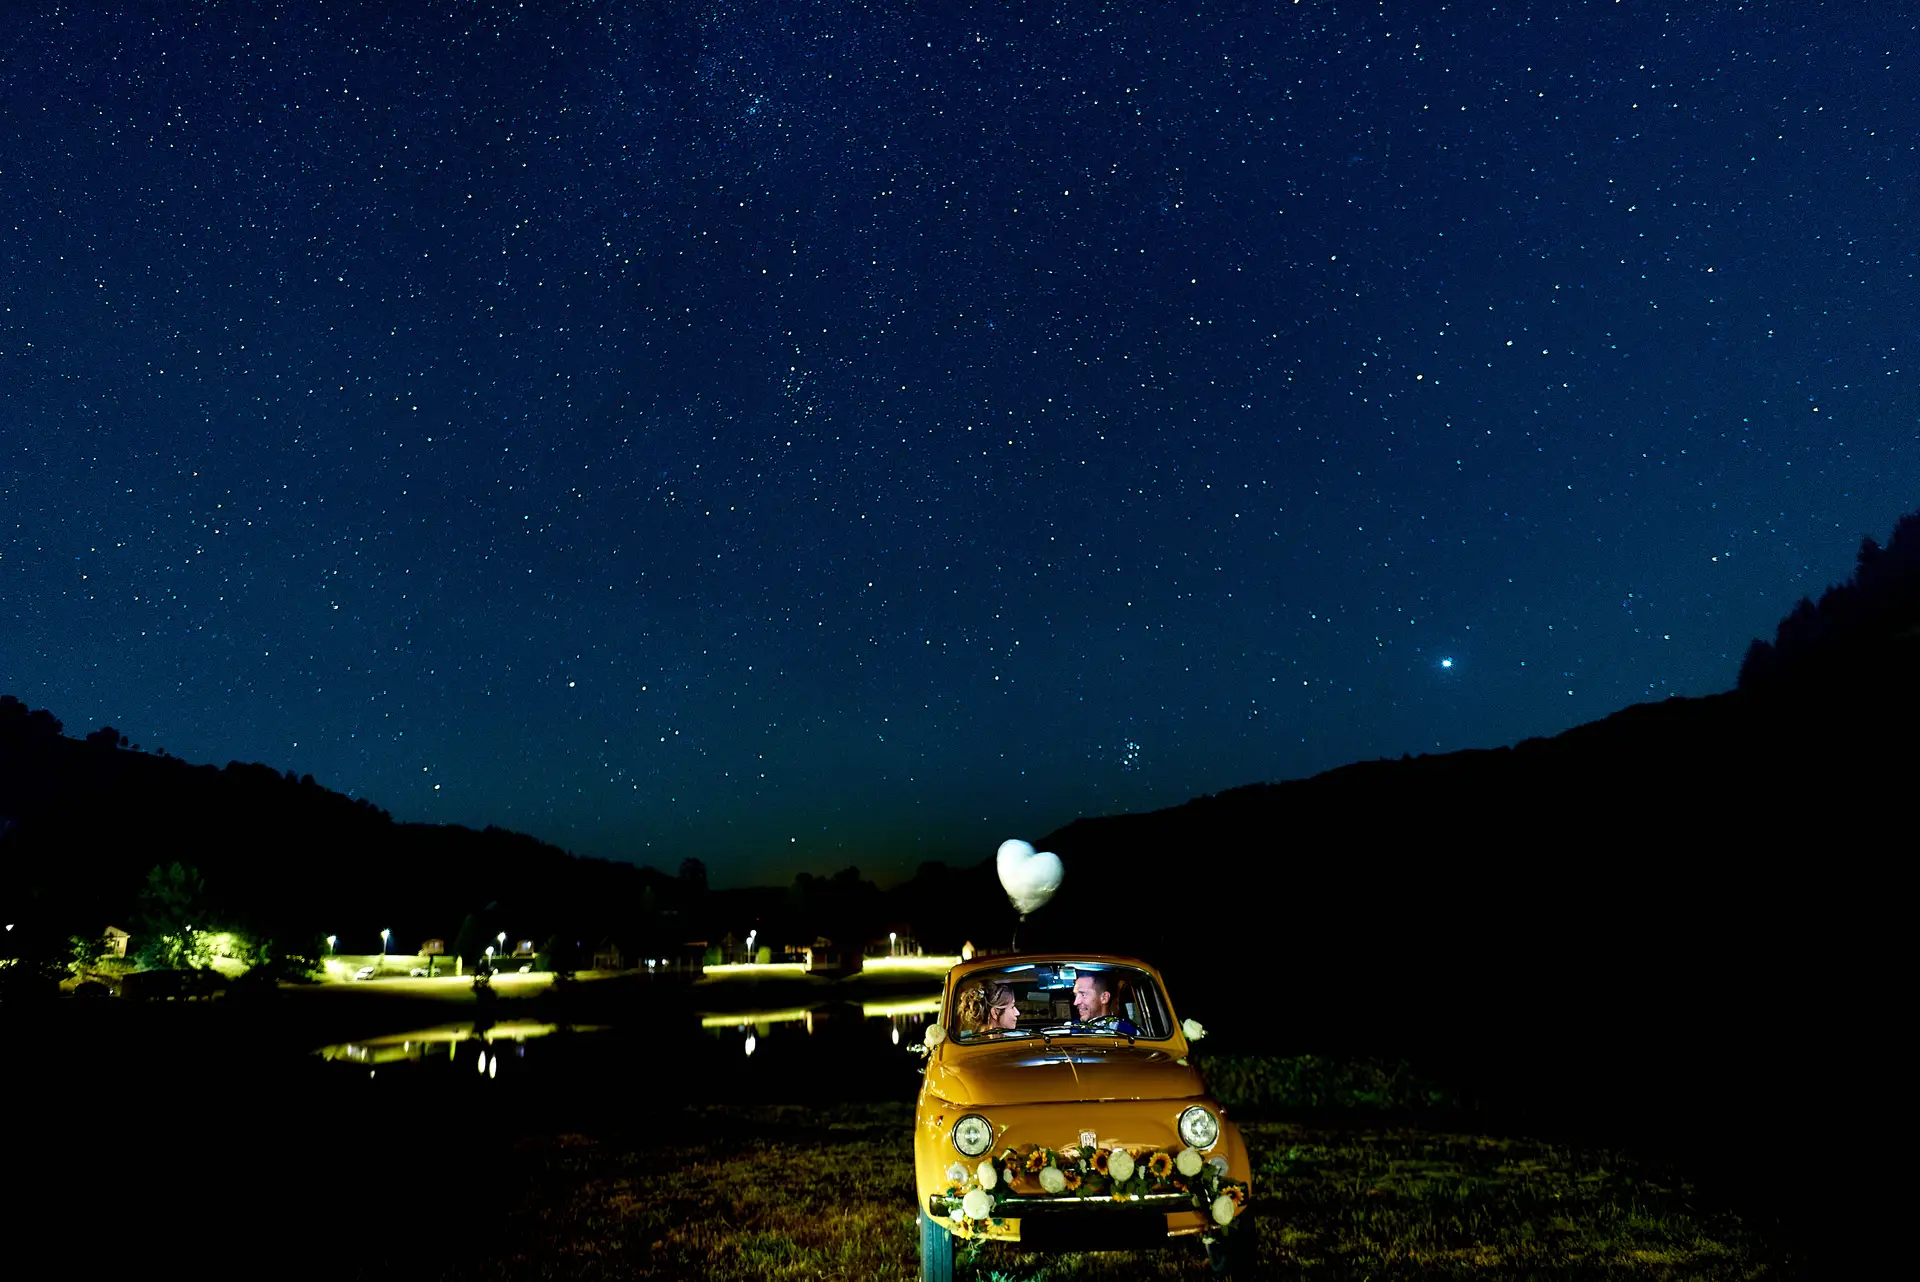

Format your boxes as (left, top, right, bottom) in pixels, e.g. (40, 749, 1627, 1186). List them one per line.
(941, 1141, 1249, 1241)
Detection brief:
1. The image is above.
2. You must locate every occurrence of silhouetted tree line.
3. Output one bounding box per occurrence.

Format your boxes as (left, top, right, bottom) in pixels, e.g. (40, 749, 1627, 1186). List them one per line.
(0, 694, 1010, 992)
(10, 507, 1916, 1008)
(1010, 508, 1920, 1043)
(0, 697, 692, 992)
(1739, 510, 1920, 686)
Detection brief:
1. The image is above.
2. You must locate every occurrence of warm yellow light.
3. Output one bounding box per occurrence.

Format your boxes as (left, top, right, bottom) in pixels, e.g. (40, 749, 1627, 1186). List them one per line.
(698, 1006, 814, 1029)
(316, 1020, 600, 1063)
(861, 955, 959, 975)
(700, 961, 810, 978)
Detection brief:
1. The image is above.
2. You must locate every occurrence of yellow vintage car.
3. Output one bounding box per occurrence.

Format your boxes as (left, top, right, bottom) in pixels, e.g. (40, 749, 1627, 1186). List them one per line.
(914, 954, 1256, 1279)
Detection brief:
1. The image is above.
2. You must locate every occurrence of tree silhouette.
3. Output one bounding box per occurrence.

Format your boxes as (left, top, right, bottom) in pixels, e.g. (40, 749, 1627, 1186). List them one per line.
(134, 862, 210, 970)
(0, 696, 62, 740)
(84, 725, 127, 749)
(1740, 507, 1920, 687)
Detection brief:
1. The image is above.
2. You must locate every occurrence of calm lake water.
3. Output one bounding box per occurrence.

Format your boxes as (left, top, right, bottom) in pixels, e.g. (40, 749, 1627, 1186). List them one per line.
(309, 991, 946, 1101)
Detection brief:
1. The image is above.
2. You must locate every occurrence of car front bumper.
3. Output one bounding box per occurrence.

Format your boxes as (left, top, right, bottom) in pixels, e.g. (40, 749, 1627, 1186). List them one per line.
(927, 1190, 1197, 1218)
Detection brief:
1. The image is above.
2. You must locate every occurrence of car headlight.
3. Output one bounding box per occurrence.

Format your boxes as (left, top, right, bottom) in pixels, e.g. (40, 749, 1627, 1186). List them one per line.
(1178, 1104, 1220, 1150)
(951, 1113, 995, 1157)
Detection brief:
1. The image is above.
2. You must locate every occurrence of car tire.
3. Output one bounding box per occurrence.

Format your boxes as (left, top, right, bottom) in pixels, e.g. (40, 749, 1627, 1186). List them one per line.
(1205, 1217, 1259, 1277)
(918, 1210, 954, 1282)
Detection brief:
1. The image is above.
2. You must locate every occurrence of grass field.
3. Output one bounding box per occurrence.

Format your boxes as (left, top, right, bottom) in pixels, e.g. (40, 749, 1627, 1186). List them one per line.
(459, 1103, 1790, 1281)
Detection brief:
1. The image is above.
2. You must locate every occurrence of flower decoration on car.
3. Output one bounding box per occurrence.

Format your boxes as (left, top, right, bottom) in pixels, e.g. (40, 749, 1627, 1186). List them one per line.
(938, 1140, 1250, 1240)
(1176, 1017, 1207, 1065)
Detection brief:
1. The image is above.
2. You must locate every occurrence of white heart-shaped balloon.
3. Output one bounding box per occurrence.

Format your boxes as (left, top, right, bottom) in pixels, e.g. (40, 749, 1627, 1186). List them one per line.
(996, 838, 1064, 915)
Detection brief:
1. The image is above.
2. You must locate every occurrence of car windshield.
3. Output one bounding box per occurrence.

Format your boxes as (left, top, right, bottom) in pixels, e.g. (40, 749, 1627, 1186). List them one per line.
(946, 962, 1172, 1042)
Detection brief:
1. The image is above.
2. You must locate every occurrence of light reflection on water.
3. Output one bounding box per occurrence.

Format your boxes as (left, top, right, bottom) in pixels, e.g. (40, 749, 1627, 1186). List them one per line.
(315, 1020, 606, 1066)
(696, 995, 941, 1058)
(314, 993, 945, 1075)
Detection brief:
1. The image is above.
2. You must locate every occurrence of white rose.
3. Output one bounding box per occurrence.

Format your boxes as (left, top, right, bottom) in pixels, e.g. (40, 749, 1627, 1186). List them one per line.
(1182, 1018, 1207, 1041)
(1211, 1193, 1236, 1226)
(1107, 1149, 1135, 1184)
(1038, 1165, 1067, 1194)
(924, 1023, 947, 1046)
(946, 1162, 968, 1185)
(1176, 1147, 1205, 1177)
(977, 1160, 998, 1190)
(962, 1188, 994, 1221)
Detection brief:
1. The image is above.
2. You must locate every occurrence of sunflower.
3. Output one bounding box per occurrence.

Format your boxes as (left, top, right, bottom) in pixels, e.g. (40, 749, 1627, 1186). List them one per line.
(1062, 1169, 1083, 1192)
(1226, 1184, 1248, 1209)
(1025, 1149, 1049, 1175)
(1148, 1151, 1175, 1180)
(1092, 1148, 1110, 1175)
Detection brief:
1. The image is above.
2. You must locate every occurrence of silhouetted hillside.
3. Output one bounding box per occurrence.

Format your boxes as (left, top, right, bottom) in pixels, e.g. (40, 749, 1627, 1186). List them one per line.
(0, 699, 678, 973)
(1024, 507, 1920, 985)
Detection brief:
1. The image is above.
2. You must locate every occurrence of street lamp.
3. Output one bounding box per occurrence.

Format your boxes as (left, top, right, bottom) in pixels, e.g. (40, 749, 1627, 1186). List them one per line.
(380, 928, 390, 970)
(326, 935, 336, 955)
(889, 931, 897, 957)
(497, 931, 507, 957)
(746, 929, 757, 963)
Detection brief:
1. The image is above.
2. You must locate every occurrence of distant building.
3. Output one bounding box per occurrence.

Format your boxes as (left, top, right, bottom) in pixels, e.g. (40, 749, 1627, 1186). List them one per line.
(512, 939, 535, 958)
(103, 926, 131, 958)
(592, 941, 624, 971)
(419, 938, 446, 955)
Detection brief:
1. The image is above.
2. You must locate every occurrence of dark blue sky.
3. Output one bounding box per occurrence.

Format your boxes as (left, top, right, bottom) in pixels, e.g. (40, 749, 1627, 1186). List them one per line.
(3, 2, 1913, 884)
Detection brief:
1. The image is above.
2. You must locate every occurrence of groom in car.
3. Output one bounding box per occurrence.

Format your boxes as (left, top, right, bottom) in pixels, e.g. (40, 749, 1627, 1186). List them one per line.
(1071, 972, 1138, 1034)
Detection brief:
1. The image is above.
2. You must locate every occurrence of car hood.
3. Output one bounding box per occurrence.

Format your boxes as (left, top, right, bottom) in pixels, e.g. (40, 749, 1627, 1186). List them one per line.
(926, 1040, 1206, 1107)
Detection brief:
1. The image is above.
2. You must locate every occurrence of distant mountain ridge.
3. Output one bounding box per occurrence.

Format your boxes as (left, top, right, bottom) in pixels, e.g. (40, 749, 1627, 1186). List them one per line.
(6, 506, 1915, 994)
(0, 702, 676, 969)
(1027, 505, 1920, 995)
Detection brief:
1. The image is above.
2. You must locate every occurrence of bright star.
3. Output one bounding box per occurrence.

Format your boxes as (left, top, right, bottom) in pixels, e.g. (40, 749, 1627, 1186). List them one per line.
(1440, 658, 1453, 669)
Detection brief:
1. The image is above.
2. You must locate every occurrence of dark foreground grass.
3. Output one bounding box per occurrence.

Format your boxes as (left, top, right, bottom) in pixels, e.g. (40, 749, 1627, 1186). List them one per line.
(460, 1104, 1789, 1281)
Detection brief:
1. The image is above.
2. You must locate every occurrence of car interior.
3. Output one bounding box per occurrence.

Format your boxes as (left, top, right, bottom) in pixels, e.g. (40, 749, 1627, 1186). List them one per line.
(950, 963, 1169, 1040)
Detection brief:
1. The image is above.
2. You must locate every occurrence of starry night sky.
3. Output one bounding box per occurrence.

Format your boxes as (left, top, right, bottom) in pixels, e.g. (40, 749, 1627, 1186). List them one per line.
(3, 2, 1914, 884)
